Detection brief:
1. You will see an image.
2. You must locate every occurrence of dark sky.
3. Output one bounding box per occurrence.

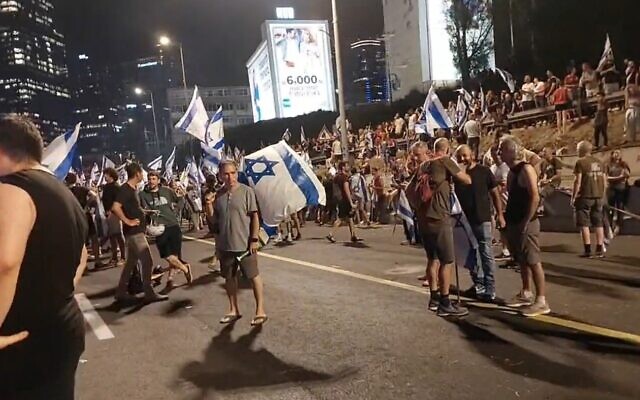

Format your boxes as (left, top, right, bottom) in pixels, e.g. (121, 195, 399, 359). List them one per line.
(55, 0, 384, 87)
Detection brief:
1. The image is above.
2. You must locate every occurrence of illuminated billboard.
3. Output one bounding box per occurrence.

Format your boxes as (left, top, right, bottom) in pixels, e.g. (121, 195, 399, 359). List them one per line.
(247, 41, 277, 122)
(264, 20, 336, 118)
(247, 19, 336, 122)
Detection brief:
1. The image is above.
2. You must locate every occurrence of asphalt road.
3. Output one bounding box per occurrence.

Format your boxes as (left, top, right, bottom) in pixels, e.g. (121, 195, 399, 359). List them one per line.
(76, 224, 640, 400)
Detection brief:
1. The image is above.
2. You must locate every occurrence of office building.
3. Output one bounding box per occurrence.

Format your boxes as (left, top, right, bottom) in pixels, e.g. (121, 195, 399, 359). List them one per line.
(350, 39, 389, 105)
(0, 0, 71, 139)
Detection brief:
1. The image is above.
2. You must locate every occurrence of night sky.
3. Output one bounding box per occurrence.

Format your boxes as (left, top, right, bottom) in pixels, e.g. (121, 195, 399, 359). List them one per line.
(55, 0, 384, 87)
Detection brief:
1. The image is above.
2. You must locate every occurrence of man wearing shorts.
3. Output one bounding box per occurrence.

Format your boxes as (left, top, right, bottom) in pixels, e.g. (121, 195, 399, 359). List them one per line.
(500, 137, 550, 317)
(213, 161, 267, 326)
(571, 141, 606, 258)
(410, 139, 471, 317)
(327, 161, 362, 243)
(140, 171, 192, 290)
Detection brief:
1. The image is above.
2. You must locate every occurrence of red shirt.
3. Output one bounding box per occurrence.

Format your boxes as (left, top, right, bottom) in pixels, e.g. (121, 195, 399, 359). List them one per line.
(552, 87, 569, 105)
(564, 74, 579, 87)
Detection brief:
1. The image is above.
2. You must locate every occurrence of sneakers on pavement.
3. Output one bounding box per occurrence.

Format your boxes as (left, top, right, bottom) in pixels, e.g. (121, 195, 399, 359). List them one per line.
(478, 292, 496, 303)
(505, 292, 534, 307)
(521, 301, 551, 317)
(437, 302, 469, 317)
(461, 286, 485, 300)
(428, 296, 439, 311)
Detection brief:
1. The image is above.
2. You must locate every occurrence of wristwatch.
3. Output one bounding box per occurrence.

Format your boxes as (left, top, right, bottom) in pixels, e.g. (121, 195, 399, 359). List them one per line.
(250, 238, 259, 243)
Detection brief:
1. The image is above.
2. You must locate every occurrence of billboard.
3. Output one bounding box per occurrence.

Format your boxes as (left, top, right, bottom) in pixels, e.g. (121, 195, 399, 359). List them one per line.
(264, 20, 336, 118)
(247, 41, 277, 122)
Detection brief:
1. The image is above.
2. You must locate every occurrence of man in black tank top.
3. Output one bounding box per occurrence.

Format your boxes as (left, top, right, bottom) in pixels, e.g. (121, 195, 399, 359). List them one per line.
(499, 137, 550, 318)
(0, 115, 88, 399)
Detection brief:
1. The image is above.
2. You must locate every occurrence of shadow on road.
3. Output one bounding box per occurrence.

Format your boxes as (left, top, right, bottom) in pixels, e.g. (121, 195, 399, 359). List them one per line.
(163, 299, 195, 317)
(448, 309, 639, 398)
(178, 324, 356, 397)
(543, 262, 640, 289)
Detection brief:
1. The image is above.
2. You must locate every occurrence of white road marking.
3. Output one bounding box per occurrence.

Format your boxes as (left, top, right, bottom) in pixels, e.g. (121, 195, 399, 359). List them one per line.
(184, 235, 640, 345)
(75, 293, 115, 341)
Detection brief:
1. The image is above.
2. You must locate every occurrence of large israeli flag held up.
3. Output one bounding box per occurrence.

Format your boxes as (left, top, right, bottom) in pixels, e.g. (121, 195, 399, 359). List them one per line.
(243, 141, 326, 226)
(41, 123, 81, 180)
(205, 106, 224, 147)
(423, 86, 454, 134)
(175, 86, 209, 143)
(147, 155, 163, 171)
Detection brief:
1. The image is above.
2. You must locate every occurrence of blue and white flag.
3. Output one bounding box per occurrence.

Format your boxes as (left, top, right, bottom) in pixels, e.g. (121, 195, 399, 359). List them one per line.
(205, 106, 224, 147)
(300, 126, 307, 144)
(421, 86, 454, 134)
(148, 154, 163, 171)
(201, 142, 223, 173)
(243, 141, 326, 226)
(450, 192, 479, 269)
(175, 86, 209, 143)
(598, 34, 614, 71)
(164, 147, 176, 180)
(494, 68, 516, 93)
(397, 190, 414, 231)
(281, 128, 291, 142)
(89, 163, 100, 186)
(97, 156, 116, 186)
(480, 85, 488, 117)
(41, 123, 81, 180)
(116, 164, 127, 184)
(187, 157, 205, 186)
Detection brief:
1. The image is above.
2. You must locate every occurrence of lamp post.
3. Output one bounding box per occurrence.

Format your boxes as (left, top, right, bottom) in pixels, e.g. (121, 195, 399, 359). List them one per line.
(134, 87, 159, 146)
(158, 35, 187, 90)
(331, 0, 349, 162)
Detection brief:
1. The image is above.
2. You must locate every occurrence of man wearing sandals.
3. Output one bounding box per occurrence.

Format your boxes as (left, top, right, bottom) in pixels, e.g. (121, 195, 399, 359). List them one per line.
(213, 161, 268, 326)
(140, 171, 193, 291)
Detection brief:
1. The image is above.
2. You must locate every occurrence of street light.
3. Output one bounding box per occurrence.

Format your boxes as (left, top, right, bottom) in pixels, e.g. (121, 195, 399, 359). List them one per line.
(331, 0, 349, 162)
(157, 35, 187, 90)
(134, 87, 159, 146)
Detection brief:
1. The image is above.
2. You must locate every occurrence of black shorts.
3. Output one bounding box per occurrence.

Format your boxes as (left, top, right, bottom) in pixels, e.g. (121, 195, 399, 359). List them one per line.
(421, 222, 455, 264)
(337, 200, 353, 219)
(219, 251, 259, 280)
(555, 103, 569, 112)
(155, 224, 182, 258)
(575, 198, 604, 228)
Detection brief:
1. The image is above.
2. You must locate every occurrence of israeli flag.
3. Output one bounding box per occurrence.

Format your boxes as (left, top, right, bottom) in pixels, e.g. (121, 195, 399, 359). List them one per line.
(187, 157, 205, 186)
(396, 190, 414, 230)
(97, 156, 116, 186)
(164, 147, 176, 180)
(205, 106, 224, 147)
(89, 163, 99, 186)
(243, 141, 326, 226)
(300, 126, 307, 144)
(281, 128, 291, 142)
(450, 191, 479, 269)
(598, 33, 614, 71)
(148, 154, 163, 171)
(202, 141, 223, 173)
(494, 68, 516, 93)
(175, 86, 209, 143)
(42, 123, 81, 180)
(116, 164, 127, 184)
(419, 86, 454, 134)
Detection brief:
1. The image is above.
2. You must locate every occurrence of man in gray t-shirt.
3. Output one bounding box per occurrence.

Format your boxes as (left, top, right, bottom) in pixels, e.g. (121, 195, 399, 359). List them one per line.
(212, 161, 267, 326)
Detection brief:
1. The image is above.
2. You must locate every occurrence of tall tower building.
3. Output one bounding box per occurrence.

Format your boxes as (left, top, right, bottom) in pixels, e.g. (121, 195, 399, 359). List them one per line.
(0, 0, 71, 139)
(350, 39, 390, 105)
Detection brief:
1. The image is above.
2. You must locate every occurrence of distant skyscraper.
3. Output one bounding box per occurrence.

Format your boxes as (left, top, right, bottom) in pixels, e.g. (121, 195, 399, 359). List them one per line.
(0, 0, 71, 139)
(350, 39, 389, 105)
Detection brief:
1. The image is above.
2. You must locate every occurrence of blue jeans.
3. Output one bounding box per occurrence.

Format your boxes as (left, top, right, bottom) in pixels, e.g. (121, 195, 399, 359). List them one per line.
(469, 222, 496, 296)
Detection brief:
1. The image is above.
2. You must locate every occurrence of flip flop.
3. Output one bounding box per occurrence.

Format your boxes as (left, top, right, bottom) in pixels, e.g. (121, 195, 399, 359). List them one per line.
(250, 315, 269, 326)
(219, 314, 242, 324)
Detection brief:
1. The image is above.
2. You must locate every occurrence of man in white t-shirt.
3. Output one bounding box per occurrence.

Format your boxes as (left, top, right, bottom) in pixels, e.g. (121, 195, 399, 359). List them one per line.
(463, 113, 482, 160)
(408, 110, 418, 135)
(331, 137, 343, 164)
(521, 75, 536, 111)
(580, 63, 600, 98)
(394, 113, 405, 136)
(489, 145, 511, 261)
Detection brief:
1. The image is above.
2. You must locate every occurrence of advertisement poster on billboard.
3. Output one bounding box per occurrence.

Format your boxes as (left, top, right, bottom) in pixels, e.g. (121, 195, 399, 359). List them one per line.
(266, 21, 336, 118)
(247, 42, 277, 122)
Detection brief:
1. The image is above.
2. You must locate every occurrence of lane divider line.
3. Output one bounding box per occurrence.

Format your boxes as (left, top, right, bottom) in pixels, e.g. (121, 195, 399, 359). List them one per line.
(75, 293, 115, 341)
(184, 235, 640, 345)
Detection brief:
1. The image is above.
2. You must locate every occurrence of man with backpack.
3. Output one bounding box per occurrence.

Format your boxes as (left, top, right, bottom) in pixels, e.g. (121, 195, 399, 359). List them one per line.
(408, 139, 471, 317)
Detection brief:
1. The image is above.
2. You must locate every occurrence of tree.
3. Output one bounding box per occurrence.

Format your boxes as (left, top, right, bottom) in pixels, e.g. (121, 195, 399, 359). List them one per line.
(444, 0, 495, 84)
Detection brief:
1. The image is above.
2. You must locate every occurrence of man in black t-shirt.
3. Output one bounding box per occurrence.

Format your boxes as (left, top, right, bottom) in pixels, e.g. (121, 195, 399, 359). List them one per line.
(112, 163, 167, 304)
(66, 172, 105, 268)
(326, 161, 362, 243)
(455, 145, 504, 302)
(102, 168, 125, 267)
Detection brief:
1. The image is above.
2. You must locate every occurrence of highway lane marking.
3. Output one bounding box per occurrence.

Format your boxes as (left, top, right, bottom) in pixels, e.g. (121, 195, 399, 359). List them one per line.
(75, 293, 115, 341)
(184, 235, 640, 346)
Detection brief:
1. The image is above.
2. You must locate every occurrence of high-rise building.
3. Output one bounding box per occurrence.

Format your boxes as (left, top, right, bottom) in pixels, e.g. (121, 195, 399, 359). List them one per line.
(350, 39, 389, 105)
(0, 0, 71, 140)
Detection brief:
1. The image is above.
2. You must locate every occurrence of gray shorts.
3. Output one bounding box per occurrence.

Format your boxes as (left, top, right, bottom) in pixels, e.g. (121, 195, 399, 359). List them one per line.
(421, 222, 454, 264)
(506, 219, 541, 266)
(575, 198, 604, 228)
(219, 251, 259, 280)
(106, 213, 123, 236)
